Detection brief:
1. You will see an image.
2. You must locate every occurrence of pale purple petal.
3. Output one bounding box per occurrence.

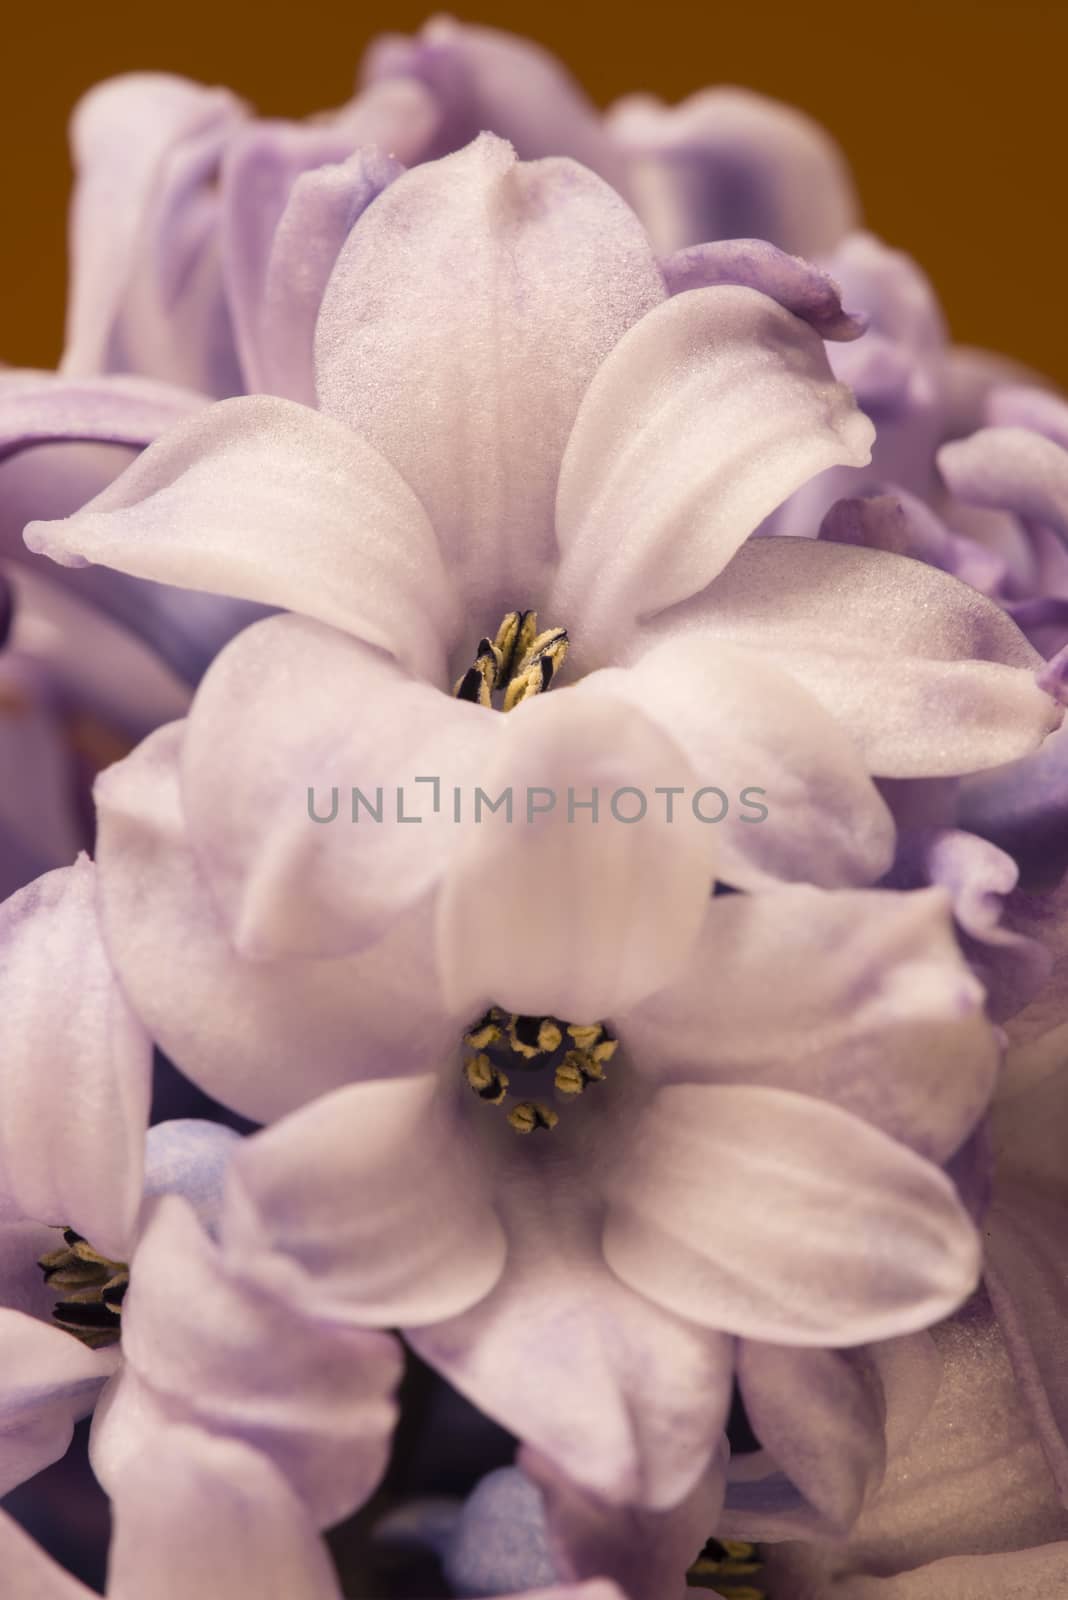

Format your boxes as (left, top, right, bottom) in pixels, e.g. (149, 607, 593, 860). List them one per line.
(885, 828, 1051, 1021)
(26, 396, 458, 682)
(939, 426, 1068, 544)
(944, 349, 1052, 439)
(0, 372, 205, 459)
(619, 886, 997, 1165)
(597, 635, 895, 890)
(221, 1077, 507, 1326)
(435, 678, 711, 1022)
(825, 234, 946, 390)
(645, 537, 1060, 777)
(330, 73, 441, 163)
(0, 1308, 117, 1498)
(0, 440, 260, 686)
(660, 239, 866, 341)
(0, 856, 152, 1260)
(521, 1443, 726, 1600)
(62, 74, 246, 388)
(180, 613, 502, 959)
(958, 719, 1068, 884)
(603, 1084, 981, 1344)
(7, 564, 191, 738)
(94, 724, 461, 1123)
(91, 1195, 401, 1527)
(820, 490, 1007, 596)
(219, 121, 374, 394)
(550, 286, 873, 663)
(987, 384, 1068, 450)
(729, 1343, 885, 1538)
(607, 87, 856, 257)
(409, 1111, 732, 1510)
(0, 656, 82, 893)
(141, 1120, 241, 1235)
(251, 148, 403, 405)
(362, 17, 628, 189)
(437, 1467, 560, 1594)
(314, 133, 664, 617)
(107, 1424, 345, 1600)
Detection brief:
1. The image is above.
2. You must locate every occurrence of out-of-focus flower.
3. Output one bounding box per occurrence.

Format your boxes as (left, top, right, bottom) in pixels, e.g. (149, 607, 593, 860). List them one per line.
(916, 397, 1068, 878)
(56, 17, 861, 401)
(367, 17, 859, 257)
(759, 1295, 1068, 1598)
(0, 560, 190, 896)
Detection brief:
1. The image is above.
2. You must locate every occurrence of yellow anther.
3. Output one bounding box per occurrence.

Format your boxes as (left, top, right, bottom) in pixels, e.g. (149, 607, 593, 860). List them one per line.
(456, 611, 567, 711)
(507, 1100, 559, 1134)
(502, 628, 569, 711)
(566, 1023, 603, 1050)
(537, 1019, 562, 1053)
(453, 650, 497, 708)
(493, 610, 537, 681)
(721, 1542, 758, 1562)
(590, 1036, 618, 1065)
(555, 1058, 587, 1096)
(507, 1014, 561, 1060)
(464, 1054, 509, 1105)
(464, 1010, 505, 1051)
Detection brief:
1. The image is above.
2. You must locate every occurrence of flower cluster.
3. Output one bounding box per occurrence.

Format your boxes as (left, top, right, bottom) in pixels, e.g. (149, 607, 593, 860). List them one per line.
(1, 18, 1067, 1600)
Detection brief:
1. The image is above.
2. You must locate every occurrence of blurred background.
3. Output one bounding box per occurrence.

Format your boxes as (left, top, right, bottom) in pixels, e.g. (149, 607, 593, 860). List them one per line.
(3, 0, 1067, 384)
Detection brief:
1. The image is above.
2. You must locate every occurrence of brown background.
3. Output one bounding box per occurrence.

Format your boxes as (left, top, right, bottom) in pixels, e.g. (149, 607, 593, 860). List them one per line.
(3, 1, 1066, 382)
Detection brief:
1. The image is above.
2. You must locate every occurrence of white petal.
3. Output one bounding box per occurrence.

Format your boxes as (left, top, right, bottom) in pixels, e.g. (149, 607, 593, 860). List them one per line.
(94, 724, 461, 1124)
(314, 133, 665, 616)
(0, 857, 151, 1259)
(551, 285, 873, 661)
(26, 396, 457, 683)
(645, 536, 1061, 777)
(221, 1076, 507, 1327)
(603, 1084, 980, 1344)
(181, 613, 503, 958)
(436, 678, 711, 1021)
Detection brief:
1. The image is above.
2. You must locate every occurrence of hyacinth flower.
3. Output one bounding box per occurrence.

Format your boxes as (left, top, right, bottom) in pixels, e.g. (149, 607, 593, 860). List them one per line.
(67, 798, 1002, 1558)
(20, 135, 1059, 979)
(0, 858, 403, 1520)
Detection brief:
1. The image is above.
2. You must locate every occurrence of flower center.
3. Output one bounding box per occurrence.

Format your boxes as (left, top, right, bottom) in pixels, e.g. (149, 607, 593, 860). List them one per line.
(454, 609, 569, 711)
(38, 1227, 129, 1349)
(462, 1007, 618, 1133)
